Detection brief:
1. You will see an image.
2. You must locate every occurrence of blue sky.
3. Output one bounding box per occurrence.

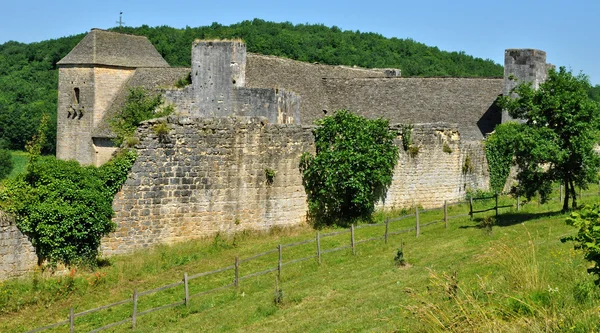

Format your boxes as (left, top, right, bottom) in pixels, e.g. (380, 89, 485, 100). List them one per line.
(1, 0, 598, 84)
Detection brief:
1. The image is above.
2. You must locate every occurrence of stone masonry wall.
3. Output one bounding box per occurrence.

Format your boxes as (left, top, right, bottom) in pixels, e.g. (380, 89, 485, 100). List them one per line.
(101, 116, 315, 255)
(0, 212, 37, 281)
(102, 118, 489, 255)
(382, 123, 489, 209)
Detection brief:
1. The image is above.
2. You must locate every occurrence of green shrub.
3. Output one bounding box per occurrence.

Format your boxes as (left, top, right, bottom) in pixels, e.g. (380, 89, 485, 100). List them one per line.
(175, 73, 192, 88)
(562, 204, 600, 285)
(0, 149, 13, 180)
(299, 110, 399, 226)
(442, 142, 453, 154)
(0, 150, 136, 267)
(485, 122, 520, 193)
(110, 87, 174, 146)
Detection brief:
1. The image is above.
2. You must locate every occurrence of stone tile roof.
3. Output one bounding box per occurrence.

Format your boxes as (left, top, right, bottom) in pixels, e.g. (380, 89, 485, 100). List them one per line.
(322, 77, 503, 140)
(92, 67, 191, 138)
(57, 29, 170, 68)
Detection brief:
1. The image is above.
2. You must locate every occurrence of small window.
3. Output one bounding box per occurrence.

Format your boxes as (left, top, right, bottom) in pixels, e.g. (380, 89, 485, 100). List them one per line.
(73, 88, 80, 105)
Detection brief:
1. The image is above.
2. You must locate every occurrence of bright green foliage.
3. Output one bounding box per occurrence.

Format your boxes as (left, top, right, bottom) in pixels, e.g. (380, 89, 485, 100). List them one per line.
(0, 149, 13, 180)
(299, 110, 399, 226)
(0, 146, 136, 266)
(110, 87, 173, 146)
(499, 67, 600, 210)
(484, 122, 521, 193)
(563, 204, 600, 285)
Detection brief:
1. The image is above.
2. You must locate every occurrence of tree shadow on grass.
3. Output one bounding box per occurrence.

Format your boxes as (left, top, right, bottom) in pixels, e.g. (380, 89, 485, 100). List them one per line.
(459, 210, 566, 230)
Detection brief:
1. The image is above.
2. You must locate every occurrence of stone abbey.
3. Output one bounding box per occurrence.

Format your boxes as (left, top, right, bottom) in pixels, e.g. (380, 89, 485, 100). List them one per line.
(1, 29, 553, 279)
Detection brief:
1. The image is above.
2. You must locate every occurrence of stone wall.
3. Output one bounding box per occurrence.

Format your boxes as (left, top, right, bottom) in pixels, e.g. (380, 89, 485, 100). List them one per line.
(101, 116, 315, 255)
(382, 123, 488, 209)
(0, 212, 37, 281)
(101, 117, 489, 255)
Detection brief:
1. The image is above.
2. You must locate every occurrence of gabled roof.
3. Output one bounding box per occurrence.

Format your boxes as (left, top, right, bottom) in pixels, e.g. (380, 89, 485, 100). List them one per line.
(57, 29, 170, 68)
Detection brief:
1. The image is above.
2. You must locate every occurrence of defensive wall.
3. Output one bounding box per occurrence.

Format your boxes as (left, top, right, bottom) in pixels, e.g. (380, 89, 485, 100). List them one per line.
(100, 117, 487, 255)
(1, 31, 550, 279)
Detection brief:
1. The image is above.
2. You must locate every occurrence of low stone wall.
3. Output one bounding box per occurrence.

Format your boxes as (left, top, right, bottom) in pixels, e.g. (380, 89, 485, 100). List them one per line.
(0, 212, 37, 281)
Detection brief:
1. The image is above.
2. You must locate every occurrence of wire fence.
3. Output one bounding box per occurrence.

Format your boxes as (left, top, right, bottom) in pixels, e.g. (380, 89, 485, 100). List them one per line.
(26, 185, 600, 332)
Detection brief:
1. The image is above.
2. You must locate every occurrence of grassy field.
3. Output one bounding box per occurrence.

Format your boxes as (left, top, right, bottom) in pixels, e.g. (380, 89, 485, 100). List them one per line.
(7, 151, 28, 178)
(2, 190, 600, 332)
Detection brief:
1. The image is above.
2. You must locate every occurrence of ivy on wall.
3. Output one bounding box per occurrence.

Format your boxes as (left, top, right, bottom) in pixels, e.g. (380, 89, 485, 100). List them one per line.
(484, 122, 520, 193)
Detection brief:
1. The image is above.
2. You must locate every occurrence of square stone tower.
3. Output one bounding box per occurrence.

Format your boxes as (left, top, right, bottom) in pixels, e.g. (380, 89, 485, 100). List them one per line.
(502, 49, 553, 123)
(191, 40, 246, 116)
(55, 29, 170, 166)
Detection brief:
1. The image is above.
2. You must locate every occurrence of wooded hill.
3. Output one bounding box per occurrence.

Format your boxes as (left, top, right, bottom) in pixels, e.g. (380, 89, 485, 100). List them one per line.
(0, 19, 506, 153)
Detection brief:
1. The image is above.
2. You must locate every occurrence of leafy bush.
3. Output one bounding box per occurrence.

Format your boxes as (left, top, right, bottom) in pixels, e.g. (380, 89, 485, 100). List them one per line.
(485, 122, 520, 193)
(299, 110, 399, 226)
(0, 150, 136, 267)
(0, 149, 13, 180)
(110, 87, 174, 146)
(562, 204, 600, 285)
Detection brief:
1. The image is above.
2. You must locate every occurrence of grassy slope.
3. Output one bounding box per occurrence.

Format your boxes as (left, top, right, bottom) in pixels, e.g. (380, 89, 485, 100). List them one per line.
(2, 192, 600, 332)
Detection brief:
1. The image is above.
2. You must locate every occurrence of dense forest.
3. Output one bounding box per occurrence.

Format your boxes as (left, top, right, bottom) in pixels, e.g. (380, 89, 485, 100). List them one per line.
(0, 19, 592, 153)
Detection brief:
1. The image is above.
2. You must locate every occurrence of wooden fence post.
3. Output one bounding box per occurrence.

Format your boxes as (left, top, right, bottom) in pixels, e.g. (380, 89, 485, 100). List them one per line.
(469, 197, 473, 220)
(278, 244, 282, 278)
(495, 191, 499, 217)
(385, 218, 389, 244)
(560, 184, 563, 203)
(415, 207, 420, 237)
(351, 224, 356, 255)
(234, 256, 239, 288)
(517, 195, 520, 212)
(69, 308, 74, 333)
(444, 200, 448, 229)
(316, 232, 321, 264)
(132, 289, 138, 330)
(184, 273, 189, 307)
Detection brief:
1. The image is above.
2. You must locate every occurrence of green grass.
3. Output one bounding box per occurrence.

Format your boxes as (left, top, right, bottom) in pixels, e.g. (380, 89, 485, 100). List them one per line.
(2, 190, 600, 332)
(8, 151, 28, 178)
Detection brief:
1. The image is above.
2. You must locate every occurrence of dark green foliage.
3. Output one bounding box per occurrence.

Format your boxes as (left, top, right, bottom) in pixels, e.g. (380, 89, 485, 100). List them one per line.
(0, 20, 502, 152)
(0, 149, 13, 180)
(484, 122, 520, 193)
(175, 73, 192, 88)
(299, 110, 399, 226)
(499, 67, 600, 210)
(110, 87, 172, 146)
(562, 204, 600, 285)
(0, 121, 136, 266)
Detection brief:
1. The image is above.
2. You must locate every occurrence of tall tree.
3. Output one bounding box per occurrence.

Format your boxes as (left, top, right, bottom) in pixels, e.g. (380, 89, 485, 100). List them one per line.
(500, 67, 600, 211)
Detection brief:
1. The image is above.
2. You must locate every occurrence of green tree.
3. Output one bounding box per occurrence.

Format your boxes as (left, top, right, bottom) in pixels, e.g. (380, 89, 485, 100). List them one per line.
(499, 67, 600, 211)
(299, 110, 399, 226)
(0, 149, 13, 180)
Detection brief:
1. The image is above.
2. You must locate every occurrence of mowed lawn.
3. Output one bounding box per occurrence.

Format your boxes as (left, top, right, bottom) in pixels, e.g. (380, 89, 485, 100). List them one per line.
(2, 190, 600, 332)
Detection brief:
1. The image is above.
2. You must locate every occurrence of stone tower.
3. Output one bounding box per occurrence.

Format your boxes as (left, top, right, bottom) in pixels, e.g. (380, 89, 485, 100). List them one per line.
(55, 29, 170, 166)
(502, 49, 552, 123)
(191, 40, 246, 116)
